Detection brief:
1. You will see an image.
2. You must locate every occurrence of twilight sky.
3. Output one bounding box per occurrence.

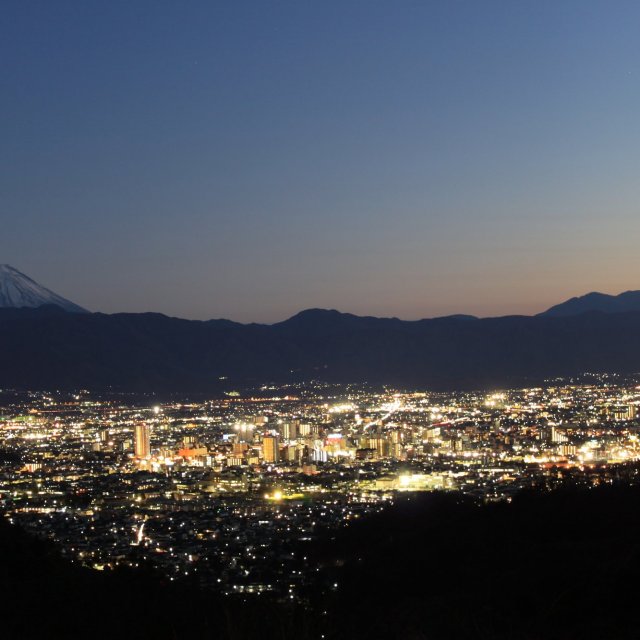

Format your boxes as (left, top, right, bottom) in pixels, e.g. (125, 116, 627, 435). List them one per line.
(2, 1, 640, 323)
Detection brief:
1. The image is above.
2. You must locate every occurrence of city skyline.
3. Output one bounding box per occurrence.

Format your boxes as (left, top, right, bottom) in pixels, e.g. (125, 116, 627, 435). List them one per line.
(3, 1, 640, 322)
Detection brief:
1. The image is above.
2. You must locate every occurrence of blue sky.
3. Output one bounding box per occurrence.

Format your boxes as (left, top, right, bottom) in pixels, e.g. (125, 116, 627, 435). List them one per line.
(2, 1, 640, 321)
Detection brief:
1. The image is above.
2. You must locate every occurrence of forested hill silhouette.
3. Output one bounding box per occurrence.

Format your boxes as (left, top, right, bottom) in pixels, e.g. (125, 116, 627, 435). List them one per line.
(315, 484, 640, 640)
(1, 305, 640, 391)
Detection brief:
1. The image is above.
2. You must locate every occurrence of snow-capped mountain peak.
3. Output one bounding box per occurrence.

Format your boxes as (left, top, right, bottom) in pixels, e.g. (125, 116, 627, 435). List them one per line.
(0, 264, 87, 313)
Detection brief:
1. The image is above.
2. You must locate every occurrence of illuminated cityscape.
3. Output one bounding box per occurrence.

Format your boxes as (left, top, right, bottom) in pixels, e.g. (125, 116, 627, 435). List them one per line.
(3, 375, 640, 602)
(4, 2, 640, 637)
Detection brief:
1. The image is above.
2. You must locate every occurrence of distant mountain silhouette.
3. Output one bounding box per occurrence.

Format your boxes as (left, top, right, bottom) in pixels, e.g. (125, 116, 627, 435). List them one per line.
(541, 290, 640, 317)
(2, 305, 640, 391)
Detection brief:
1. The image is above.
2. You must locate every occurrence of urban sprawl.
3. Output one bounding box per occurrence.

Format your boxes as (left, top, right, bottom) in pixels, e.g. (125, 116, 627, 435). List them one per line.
(2, 376, 640, 600)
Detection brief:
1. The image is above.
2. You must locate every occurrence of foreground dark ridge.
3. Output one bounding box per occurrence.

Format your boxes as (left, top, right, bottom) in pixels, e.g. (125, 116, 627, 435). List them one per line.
(4, 484, 640, 639)
(317, 484, 640, 640)
(1, 305, 640, 391)
(0, 513, 309, 640)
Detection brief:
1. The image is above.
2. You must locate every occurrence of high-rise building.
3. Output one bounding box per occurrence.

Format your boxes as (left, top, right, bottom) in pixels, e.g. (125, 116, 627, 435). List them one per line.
(134, 423, 151, 458)
(262, 435, 279, 463)
(280, 421, 298, 441)
(608, 405, 637, 421)
(233, 442, 249, 456)
(550, 426, 567, 444)
(299, 423, 313, 437)
(364, 436, 390, 459)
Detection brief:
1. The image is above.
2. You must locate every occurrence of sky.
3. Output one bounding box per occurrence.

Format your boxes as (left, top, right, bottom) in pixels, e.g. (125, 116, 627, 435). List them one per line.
(2, 1, 640, 323)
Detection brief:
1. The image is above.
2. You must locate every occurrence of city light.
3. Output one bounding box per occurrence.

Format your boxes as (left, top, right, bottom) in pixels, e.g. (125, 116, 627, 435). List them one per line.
(2, 376, 640, 600)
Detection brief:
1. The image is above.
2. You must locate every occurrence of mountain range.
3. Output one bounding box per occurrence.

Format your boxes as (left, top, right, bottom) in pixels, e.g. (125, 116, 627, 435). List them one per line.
(3, 263, 640, 319)
(539, 290, 640, 317)
(1, 265, 640, 392)
(1, 304, 640, 392)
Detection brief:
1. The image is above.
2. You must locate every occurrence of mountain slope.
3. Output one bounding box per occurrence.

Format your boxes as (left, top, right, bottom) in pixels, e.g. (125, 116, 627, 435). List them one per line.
(541, 290, 640, 317)
(0, 264, 87, 313)
(1, 306, 640, 391)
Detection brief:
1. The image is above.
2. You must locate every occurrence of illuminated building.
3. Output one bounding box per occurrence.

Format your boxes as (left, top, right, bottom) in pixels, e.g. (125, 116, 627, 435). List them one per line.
(280, 421, 298, 441)
(262, 435, 279, 463)
(608, 405, 637, 421)
(134, 423, 151, 458)
(363, 436, 390, 459)
(233, 442, 249, 456)
(299, 423, 312, 436)
(178, 446, 208, 459)
(550, 426, 567, 444)
(283, 445, 298, 462)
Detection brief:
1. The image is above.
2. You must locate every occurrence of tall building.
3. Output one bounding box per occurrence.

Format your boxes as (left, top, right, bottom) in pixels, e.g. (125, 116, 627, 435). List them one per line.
(299, 423, 313, 436)
(262, 435, 279, 463)
(608, 405, 637, 421)
(233, 442, 249, 456)
(550, 426, 567, 444)
(364, 436, 390, 459)
(280, 421, 298, 441)
(134, 423, 151, 458)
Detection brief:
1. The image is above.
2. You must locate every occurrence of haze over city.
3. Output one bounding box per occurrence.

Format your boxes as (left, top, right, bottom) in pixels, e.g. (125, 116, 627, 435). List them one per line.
(3, 1, 640, 322)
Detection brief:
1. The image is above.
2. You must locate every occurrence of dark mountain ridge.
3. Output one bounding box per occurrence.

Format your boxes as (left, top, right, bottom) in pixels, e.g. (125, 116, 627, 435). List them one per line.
(1, 305, 639, 391)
